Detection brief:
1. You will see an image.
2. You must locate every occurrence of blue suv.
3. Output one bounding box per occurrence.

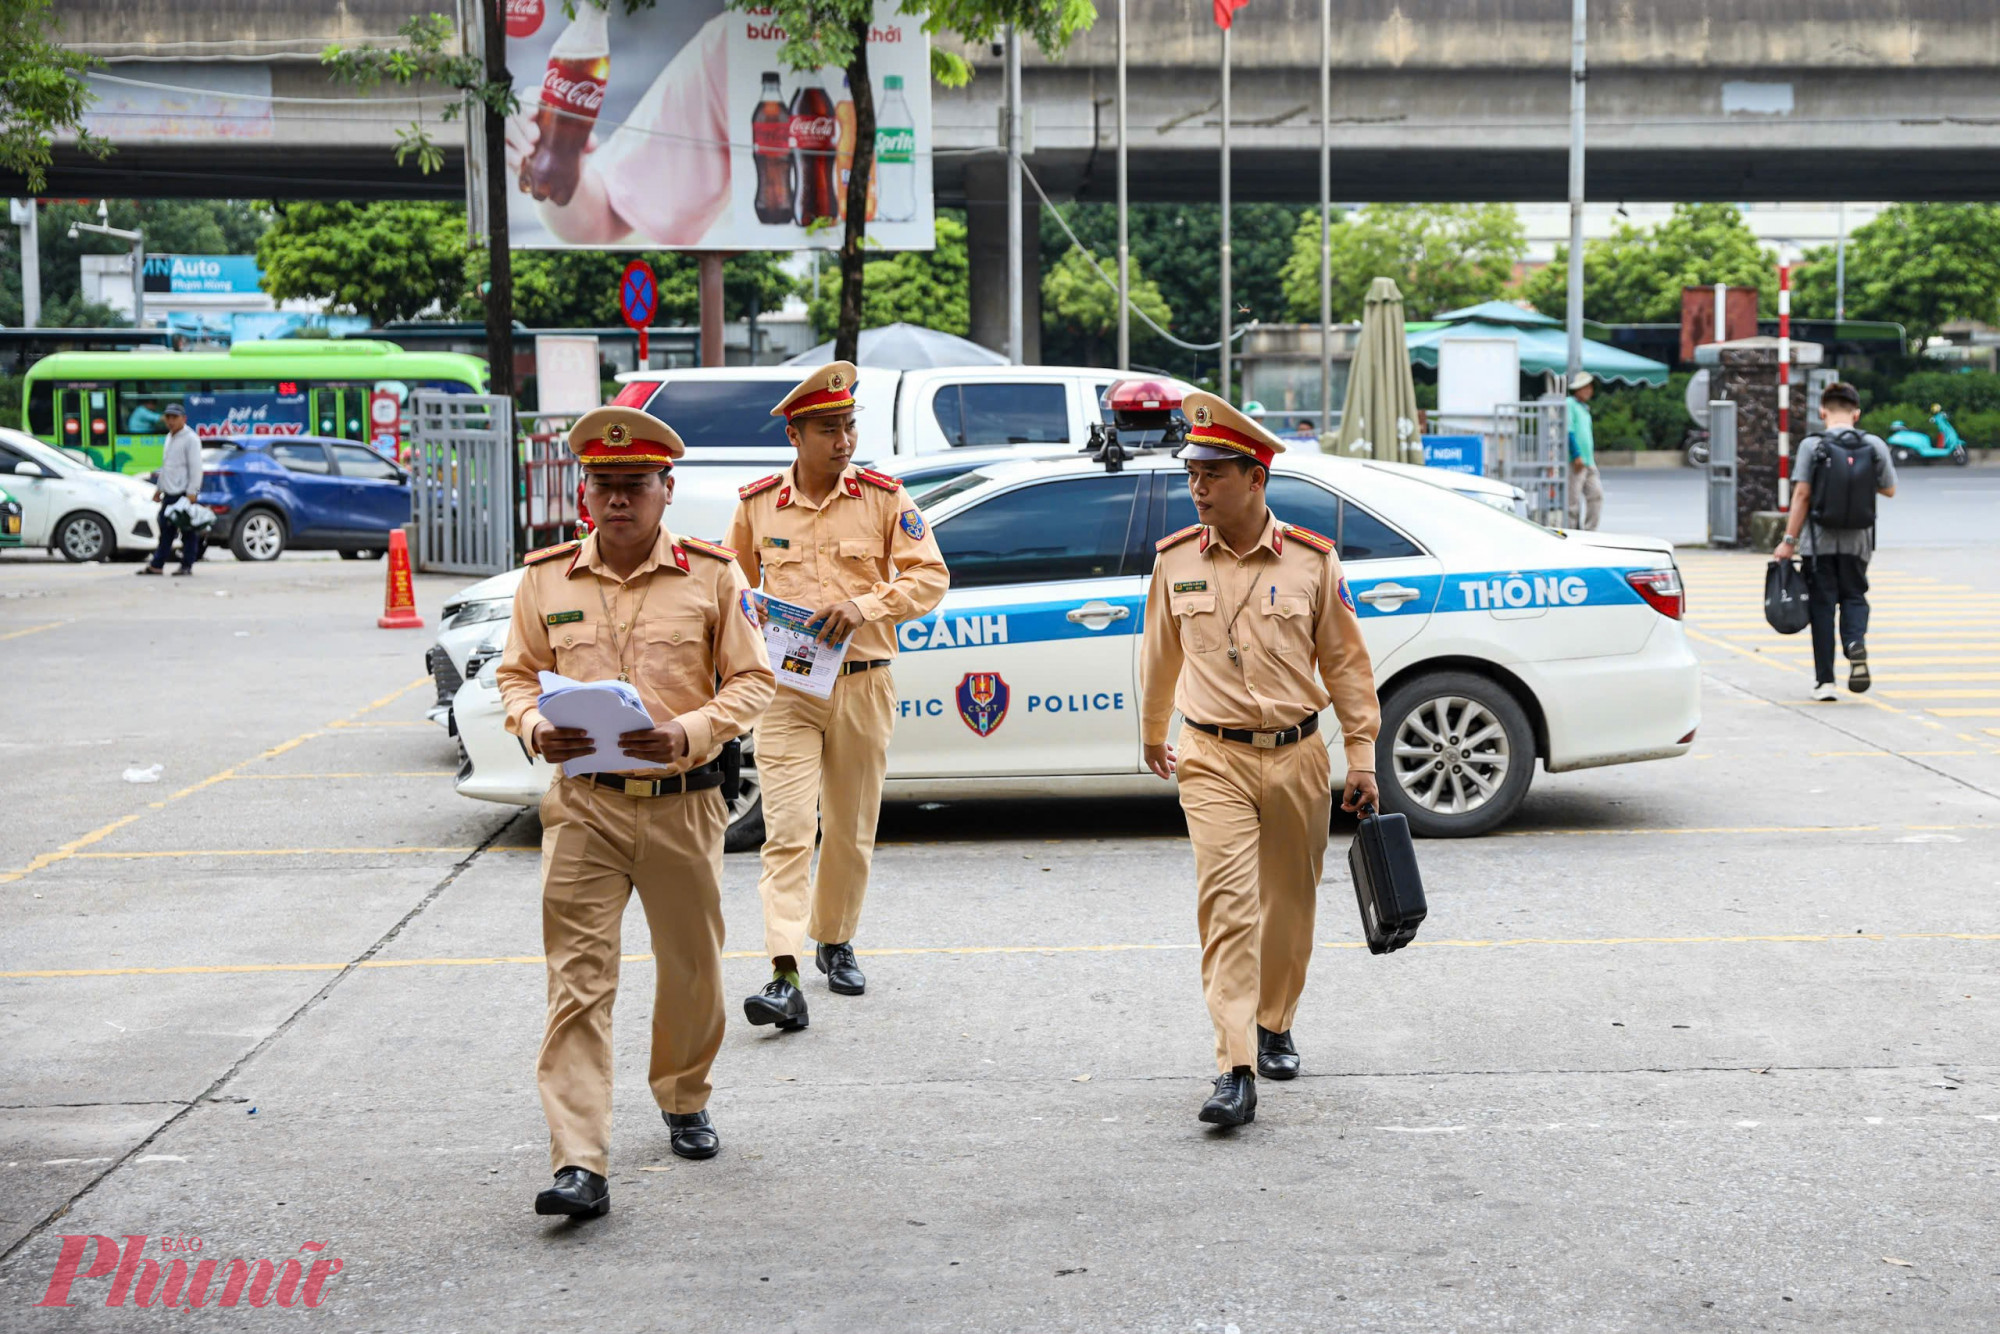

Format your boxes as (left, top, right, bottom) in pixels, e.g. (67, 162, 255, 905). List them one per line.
(199, 436, 411, 561)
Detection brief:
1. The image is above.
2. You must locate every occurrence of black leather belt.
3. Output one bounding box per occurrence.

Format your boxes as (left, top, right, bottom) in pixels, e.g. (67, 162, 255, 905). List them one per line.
(586, 762, 725, 798)
(840, 658, 891, 676)
(1186, 714, 1320, 750)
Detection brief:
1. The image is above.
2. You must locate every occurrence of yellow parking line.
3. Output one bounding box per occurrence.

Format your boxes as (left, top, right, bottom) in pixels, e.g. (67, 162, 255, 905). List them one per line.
(1925, 708, 2000, 718)
(1881, 690, 2000, 699)
(1811, 750, 1979, 758)
(71, 846, 481, 862)
(0, 621, 66, 641)
(1498, 824, 1882, 837)
(325, 720, 435, 729)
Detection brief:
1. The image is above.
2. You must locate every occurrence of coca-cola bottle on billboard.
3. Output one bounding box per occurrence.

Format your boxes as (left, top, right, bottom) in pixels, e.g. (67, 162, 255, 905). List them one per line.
(521, 3, 609, 206)
(752, 71, 794, 225)
(790, 72, 839, 227)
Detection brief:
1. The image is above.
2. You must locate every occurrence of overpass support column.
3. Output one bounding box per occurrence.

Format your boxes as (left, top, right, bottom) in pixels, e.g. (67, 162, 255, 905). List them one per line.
(965, 158, 1040, 364)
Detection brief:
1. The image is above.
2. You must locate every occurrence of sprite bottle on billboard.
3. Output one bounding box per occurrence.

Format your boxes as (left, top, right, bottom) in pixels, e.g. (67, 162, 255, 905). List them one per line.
(875, 75, 916, 223)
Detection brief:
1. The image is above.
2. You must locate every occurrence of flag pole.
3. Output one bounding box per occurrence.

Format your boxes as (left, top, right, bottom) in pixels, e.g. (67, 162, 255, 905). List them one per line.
(1564, 0, 1586, 380)
(1318, 0, 1331, 445)
(1116, 0, 1130, 371)
(1219, 21, 1232, 400)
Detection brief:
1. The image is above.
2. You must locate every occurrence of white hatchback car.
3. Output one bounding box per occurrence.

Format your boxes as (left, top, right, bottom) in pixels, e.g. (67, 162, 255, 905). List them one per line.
(0, 429, 158, 561)
(447, 449, 1698, 840)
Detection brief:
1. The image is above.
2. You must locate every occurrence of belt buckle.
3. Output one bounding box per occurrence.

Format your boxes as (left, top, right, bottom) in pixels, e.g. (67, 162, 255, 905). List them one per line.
(1252, 730, 1279, 750)
(623, 778, 651, 797)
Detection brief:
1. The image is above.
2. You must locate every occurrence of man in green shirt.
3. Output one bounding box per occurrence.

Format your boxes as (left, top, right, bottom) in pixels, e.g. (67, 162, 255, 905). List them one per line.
(1565, 371, 1603, 530)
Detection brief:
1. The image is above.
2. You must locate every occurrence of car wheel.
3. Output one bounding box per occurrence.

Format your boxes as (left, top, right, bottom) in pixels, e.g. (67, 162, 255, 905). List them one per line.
(724, 767, 764, 854)
(230, 509, 288, 562)
(54, 512, 111, 563)
(1375, 670, 1536, 838)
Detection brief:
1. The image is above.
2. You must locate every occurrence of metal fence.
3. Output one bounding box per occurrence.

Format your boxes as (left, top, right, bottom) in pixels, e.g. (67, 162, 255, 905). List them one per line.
(1492, 397, 1570, 527)
(409, 392, 514, 577)
(520, 410, 582, 554)
(1707, 398, 1738, 545)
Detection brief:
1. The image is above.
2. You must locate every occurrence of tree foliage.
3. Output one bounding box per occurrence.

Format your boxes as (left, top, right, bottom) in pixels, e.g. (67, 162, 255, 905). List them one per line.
(1280, 204, 1526, 323)
(1040, 246, 1171, 368)
(1522, 203, 1777, 324)
(0, 0, 108, 191)
(808, 213, 970, 338)
(462, 248, 795, 327)
(258, 201, 468, 325)
(0, 199, 269, 326)
(1791, 203, 2000, 348)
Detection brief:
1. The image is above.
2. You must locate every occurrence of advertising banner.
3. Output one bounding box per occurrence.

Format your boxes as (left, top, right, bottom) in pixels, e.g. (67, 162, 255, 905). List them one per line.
(505, 1, 933, 251)
(143, 255, 263, 295)
(184, 391, 310, 439)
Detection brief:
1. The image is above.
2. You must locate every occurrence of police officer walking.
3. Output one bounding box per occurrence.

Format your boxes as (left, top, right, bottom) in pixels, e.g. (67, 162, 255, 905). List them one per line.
(726, 361, 948, 1032)
(498, 405, 775, 1219)
(1140, 392, 1381, 1128)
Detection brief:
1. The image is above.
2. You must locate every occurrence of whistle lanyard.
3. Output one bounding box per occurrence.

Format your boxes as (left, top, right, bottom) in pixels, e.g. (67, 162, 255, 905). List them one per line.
(1219, 559, 1265, 667)
(594, 572, 661, 684)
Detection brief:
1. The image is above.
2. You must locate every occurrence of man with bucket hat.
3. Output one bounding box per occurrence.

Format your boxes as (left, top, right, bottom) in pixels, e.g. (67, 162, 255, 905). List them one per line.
(1140, 390, 1381, 1129)
(497, 404, 774, 1219)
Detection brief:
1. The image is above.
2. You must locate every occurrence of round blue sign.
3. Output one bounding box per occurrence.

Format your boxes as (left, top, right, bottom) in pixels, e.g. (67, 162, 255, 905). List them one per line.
(619, 260, 657, 329)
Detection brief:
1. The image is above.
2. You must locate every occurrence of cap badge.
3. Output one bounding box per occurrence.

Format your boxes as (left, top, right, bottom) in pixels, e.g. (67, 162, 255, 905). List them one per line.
(605, 421, 629, 446)
(828, 370, 846, 391)
(1192, 405, 1212, 427)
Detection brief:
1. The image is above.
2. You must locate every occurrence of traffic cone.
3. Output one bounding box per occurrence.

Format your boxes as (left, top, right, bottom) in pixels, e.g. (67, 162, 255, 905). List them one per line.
(377, 528, 425, 630)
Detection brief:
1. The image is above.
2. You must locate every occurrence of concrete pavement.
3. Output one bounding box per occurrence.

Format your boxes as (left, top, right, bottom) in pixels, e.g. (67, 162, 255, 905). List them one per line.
(2, 547, 1998, 1331)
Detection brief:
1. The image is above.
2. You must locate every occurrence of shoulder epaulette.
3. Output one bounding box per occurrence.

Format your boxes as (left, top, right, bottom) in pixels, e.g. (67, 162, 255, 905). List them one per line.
(738, 473, 784, 501)
(855, 467, 901, 492)
(679, 535, 736, 561)
(524, 539, 580, 567)
(1156, 523, 1203, 553)
(1285, 524, 1335, 555)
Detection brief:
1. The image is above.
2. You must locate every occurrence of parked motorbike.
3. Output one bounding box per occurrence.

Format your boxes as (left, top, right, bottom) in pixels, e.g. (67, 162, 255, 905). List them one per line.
(1885, 404, 1971, 467)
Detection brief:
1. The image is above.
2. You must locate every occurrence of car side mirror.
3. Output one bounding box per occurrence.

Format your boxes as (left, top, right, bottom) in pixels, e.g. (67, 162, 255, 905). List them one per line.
(12, 461, 46, 477)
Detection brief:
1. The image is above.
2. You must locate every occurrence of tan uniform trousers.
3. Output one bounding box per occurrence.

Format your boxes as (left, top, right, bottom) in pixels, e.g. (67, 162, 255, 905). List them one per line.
(1176, 726, 1333, 1072)
(537, 776, 728, 1177)
(755, 665, 896, 960)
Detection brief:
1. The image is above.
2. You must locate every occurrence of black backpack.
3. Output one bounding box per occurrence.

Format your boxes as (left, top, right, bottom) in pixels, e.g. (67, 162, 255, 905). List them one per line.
(1808, 429, 1877, 531)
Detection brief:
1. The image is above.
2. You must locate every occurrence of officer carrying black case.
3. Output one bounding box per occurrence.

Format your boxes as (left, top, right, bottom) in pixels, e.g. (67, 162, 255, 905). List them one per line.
(1348, 805, 1427, 954)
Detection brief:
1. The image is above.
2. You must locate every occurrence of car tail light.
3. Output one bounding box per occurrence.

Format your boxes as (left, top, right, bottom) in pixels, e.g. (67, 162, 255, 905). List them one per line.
(609, 381, 654, 409)
(208, 503, 231, 515)
(1626, 566, 1684, 620)
(1678, 729, 1697, 744)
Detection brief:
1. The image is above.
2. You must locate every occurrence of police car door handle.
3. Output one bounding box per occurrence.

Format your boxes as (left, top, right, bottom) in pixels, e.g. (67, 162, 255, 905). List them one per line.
(1066, 599, 1130, 628)
(1357, 582, 1420, 607)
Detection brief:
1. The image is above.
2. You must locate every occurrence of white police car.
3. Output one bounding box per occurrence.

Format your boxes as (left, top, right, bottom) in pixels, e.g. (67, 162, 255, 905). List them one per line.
(446, 448, 1697, 839)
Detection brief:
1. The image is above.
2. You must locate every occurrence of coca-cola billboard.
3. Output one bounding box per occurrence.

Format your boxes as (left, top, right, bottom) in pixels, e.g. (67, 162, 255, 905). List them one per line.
(504, 0, 932, 253)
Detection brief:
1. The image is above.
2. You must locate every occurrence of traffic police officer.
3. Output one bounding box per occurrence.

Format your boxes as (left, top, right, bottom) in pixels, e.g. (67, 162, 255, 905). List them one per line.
(726, 361, 949, 1032)
(498, 405, 775, 1218)
(1139, 391, 1381, 1129)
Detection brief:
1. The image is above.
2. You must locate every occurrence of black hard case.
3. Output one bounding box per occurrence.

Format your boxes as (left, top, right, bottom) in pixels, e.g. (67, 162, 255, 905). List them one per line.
(1348, 809, 1428, 954)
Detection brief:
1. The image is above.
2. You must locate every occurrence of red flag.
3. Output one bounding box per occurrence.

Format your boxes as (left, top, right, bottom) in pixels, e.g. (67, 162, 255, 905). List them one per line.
(1214, 0, 1250, 28)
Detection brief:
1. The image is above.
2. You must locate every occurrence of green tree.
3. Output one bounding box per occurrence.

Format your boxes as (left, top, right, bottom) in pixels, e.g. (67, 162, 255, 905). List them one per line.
(258, 201, 468, 325)
(1792, 203, 2000, 348)
(461, 248, 795, 327)
(0, 0, 108, 190)
(1523, 203, 1776, 324)
(1280, 203, 1526, 323)
(1041, 246, 1171, 368)
(0, 199, 269, 323)
(730, 0, 1095, 362)
(808, 213, 969, 338)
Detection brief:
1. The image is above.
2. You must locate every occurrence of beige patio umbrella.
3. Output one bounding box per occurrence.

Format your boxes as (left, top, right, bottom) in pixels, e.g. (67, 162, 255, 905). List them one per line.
(1334, 276, 1424, 463)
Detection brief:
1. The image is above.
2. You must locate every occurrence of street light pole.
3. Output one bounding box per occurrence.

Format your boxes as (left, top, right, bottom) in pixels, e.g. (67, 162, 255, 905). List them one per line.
(11, 199, 39, 328)
(1006, 24, 1023, 366)
(71, 214, 146, 329)
(1115, 0, 1129, 371)
(1318, 0, 1331, 443)
(1564, 0, 1587, 381)
(1219, 23, 1231, 400)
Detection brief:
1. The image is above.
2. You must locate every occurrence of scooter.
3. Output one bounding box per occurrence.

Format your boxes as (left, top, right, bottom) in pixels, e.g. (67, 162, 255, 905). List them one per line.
(1885, 404, 1971, 466)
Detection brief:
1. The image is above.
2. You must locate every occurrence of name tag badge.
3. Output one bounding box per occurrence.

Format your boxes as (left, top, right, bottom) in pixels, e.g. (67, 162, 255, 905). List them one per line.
(1173, 580, 1208, 594)
(764, 537, 790, 549)
(546, 610, 584, 625)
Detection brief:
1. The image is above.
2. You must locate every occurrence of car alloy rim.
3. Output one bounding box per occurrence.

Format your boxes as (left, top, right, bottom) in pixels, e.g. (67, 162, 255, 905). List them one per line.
(728, 773, 761, 825)
(66, 518, 105, 559)
(1392, 694, 1510, 815)
(243, 514, 281, 558)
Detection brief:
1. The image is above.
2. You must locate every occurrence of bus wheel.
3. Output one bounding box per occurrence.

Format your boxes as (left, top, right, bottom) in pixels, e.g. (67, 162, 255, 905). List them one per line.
(230, 509, 288, 562)
(55, 512, 111, 563)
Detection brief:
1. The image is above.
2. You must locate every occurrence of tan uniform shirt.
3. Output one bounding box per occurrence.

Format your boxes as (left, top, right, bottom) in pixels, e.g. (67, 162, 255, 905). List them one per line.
(1141, 511, 1381, 771)
(725, 462, 949, 661)
(498, 526, 775, 775)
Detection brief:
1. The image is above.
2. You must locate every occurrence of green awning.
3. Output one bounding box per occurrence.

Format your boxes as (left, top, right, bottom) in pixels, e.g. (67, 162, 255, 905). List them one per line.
(1406, 313, 1670, 387)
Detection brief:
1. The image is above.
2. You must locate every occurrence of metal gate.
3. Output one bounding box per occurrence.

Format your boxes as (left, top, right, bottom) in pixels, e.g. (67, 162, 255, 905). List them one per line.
(1707, 398, 1738, 545)
(409, 392, 514, 576)
(1492, 398, 1570, 527)
(520, 410, 583, 553)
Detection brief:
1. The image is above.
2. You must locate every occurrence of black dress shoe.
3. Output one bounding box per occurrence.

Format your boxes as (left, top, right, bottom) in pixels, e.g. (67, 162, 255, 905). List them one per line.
(743, 976, 809, 1030)
(815, 941, 866, 995)
(534, 1166, 609, 1218)
(1257, 1025, 1300, 1081)
(664, 1109, 719, 1160)
(1198, 1066, 1258, 1127)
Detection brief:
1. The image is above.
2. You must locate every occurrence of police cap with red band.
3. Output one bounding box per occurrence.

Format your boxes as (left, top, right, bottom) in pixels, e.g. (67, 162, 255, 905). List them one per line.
(771, 360, 863, 424)
(566, 405, 685, 471)
(1176, 389, 1287, 468)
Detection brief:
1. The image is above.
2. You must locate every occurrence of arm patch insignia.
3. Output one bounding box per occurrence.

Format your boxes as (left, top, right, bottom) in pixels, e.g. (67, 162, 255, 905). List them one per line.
(524, 540, 580, 566)
(679, 535, 737, 561)
(1156, 523, 1204, 553)
(1285, 524, 1335, 555)
(738, 474, 784, 501)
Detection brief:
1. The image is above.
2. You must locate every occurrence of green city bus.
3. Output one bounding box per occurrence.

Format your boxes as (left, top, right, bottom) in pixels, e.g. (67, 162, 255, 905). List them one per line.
(21, 340, 488, 474)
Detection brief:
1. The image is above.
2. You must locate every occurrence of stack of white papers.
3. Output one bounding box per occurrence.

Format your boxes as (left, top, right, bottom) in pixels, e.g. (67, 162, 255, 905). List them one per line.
(536, 671, 660, 777)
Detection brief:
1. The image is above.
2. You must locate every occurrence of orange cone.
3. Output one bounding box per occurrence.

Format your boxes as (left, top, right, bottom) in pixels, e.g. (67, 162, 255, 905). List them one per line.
(377, 528, 425, 630)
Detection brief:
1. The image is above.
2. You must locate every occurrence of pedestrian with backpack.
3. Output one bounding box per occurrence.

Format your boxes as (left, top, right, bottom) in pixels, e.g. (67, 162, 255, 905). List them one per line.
(1773, 382, 1897, 701)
